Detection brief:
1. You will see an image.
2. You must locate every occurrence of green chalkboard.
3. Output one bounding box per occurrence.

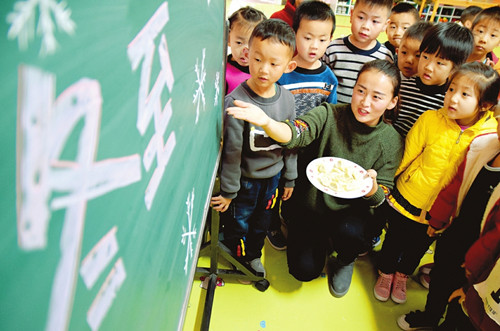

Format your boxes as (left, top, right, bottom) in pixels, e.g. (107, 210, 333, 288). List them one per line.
(0, 0, 224, 330)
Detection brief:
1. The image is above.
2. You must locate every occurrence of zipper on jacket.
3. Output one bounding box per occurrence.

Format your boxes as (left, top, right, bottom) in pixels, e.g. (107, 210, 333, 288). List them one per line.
(456, 130, 464, 144)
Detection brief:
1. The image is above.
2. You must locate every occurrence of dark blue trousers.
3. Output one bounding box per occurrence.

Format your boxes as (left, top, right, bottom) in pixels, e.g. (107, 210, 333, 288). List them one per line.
(222, 173, 280, 261)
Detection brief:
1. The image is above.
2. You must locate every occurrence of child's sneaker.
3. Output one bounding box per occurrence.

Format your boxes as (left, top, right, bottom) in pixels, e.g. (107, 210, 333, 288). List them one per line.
(358, 250, 369, 257)
(397, 310, 436, 330)
(418, 262, 434, 275)
(266, 229, 287, 251)
(238, 257, 266, 284)
(372, 236, 381, 248)
(419, 273, 430, 289)
(237, 278, 252, 285)
(359, 236, 382, 256)
(374, 271, 393, 302)
(391, 271, 408, 304)
(249, 257, 266, 277)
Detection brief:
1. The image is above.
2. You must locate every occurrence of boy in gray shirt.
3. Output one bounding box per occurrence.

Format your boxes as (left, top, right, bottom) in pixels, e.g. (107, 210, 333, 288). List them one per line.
(211, 19, 298, 277)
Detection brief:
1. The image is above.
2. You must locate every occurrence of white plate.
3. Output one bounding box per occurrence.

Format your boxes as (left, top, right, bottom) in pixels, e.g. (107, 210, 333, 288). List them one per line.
(306, 157, 373, 199)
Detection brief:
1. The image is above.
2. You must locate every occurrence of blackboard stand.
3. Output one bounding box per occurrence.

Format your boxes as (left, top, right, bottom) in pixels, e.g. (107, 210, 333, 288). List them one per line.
(195, 188, 270, 330)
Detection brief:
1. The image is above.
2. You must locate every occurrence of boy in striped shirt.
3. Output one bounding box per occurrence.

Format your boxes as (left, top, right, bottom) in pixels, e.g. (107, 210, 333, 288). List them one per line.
(322, 0, 393, 104)
(393, 23, 474, 137)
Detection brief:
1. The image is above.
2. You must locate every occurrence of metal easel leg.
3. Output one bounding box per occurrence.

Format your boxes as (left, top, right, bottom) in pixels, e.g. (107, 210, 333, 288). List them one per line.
(195, 185, 270, 330)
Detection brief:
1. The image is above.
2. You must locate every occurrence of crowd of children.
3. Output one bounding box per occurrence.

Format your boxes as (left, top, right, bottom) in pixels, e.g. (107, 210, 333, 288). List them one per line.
(212, 0, 500, 329)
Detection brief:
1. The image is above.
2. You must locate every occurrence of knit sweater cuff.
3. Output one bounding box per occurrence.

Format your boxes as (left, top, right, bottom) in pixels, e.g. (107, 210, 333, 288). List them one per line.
(221, 191, 237, 200)
(362, 185, 385, 207)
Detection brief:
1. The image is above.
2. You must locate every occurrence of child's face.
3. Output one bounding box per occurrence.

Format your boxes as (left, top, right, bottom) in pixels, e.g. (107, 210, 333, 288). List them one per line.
(350, 3, 389, 49)
(247, 37, 295, 96)
(444, 75, 481, 126)
(351, 69, 398, 127)
(294, 18, 333, 69)
(397, 37, 421, 78)
(418, 51, 454, 86)
(470, 19, 500, 60)
(228, 22, 254, 67)
(386, 12, 418, 48)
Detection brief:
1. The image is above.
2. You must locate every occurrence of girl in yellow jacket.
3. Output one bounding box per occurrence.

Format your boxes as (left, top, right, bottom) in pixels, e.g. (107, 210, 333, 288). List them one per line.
(373, 62, 500, 306)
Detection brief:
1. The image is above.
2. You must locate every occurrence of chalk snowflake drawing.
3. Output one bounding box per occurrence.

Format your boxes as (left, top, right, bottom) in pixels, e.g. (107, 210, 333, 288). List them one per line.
(214, 71, 220, 106)
(7, 0, 75, 56)
(193, 48, 206, 124)
(181, 188, 197, 275)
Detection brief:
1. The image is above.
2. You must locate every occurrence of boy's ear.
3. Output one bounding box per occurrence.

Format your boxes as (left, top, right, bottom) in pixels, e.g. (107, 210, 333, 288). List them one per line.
(242, 47, 249, 59)
(385, 19, 392, 33)
(382, 18, 390, 34)
(285, 60, 297, 73)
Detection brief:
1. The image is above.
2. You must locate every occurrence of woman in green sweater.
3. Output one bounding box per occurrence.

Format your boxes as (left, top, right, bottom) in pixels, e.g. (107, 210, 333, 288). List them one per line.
(227, 60, 404, 297)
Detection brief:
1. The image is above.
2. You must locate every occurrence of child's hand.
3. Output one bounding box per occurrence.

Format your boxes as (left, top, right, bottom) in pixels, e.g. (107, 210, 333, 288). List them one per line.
(448, 287, 466, 304)
(227, 100, 271, 127)
(485, 58, 495, 68)
(427, 225, 438, 237)
(461, 263, 472, 279)
(427, 225, 445, 237)
(282, 187, 294, 201)
(210, 195, 232, 212)
(364, 169, 378, 197)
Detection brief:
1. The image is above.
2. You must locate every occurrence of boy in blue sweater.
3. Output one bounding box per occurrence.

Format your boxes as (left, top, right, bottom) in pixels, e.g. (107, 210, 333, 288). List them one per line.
(268, 0, 338, 250)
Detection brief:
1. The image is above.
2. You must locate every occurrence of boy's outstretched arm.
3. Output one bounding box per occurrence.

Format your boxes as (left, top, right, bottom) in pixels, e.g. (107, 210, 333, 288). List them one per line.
(226, 100, 293, 143)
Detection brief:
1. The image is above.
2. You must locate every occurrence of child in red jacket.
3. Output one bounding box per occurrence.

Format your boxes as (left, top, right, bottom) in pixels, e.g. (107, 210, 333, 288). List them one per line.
(270, 0, 302, 27)
(459, 193, 500, 330)
(438, 189, 500, 331)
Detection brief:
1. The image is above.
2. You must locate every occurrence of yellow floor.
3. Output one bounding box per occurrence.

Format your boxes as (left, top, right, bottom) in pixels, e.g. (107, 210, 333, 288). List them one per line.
(183, 3, 498, 330)
(184, 234, 434, 331)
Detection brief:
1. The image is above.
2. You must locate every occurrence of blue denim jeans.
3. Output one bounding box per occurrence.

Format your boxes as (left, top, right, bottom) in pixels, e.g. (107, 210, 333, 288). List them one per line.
(222, 173, 280, 261)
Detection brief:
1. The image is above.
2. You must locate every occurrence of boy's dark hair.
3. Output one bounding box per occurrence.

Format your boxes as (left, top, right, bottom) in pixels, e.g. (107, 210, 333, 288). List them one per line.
(354, 0, 393, 16)
(448, 62, 500, 110)
(249, 19, 296, 55)
(228, 6, 267, 29)
(358, 59, 402, 123)
(402, 21, 434, 42)
(292, 1, 336, 36)
(419, 23, 473, 66)
(390, 2, 420, 22)
(460, 5, 482, 25)
(471, 6, 500, 30)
